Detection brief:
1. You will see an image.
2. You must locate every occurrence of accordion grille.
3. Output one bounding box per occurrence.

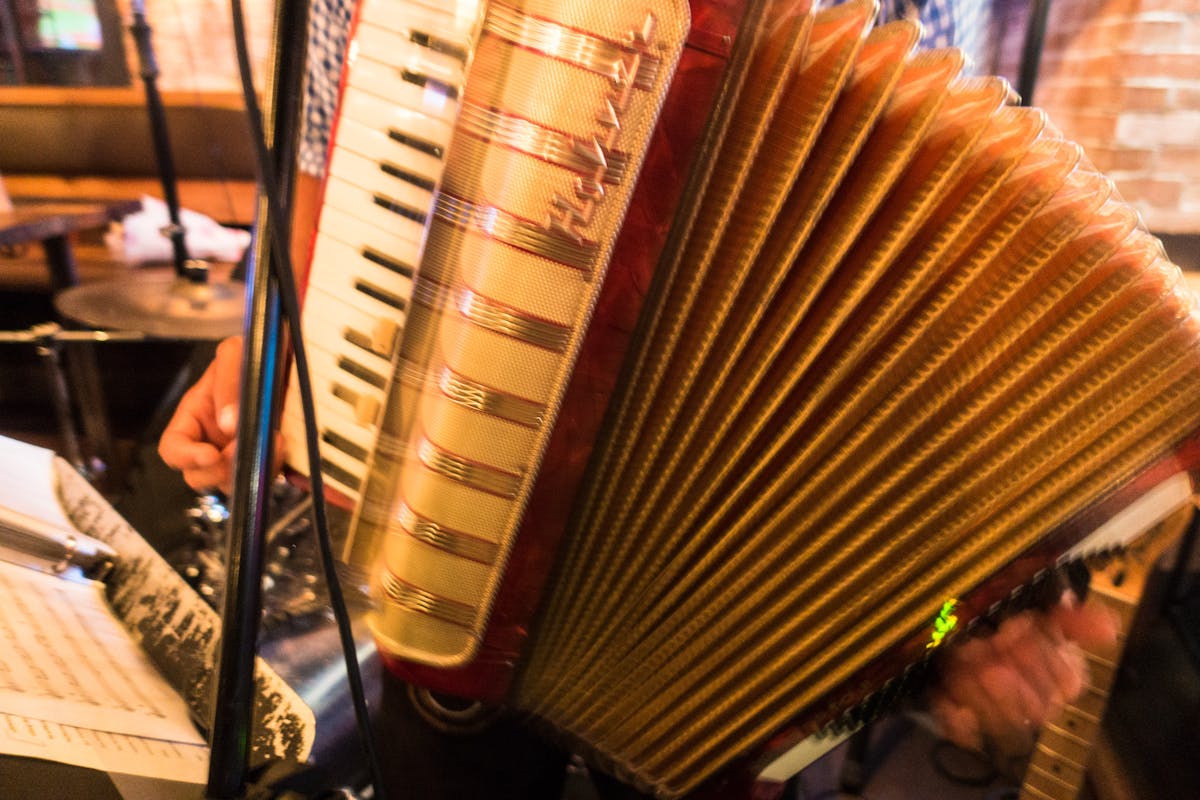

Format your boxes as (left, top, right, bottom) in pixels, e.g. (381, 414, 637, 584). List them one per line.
(506, 1, 1200, 796)
(364, 0, 693, 664)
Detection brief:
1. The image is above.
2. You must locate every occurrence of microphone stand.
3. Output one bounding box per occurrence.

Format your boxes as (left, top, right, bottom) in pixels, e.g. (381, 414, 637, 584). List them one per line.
(1017, 0, 1051, 106)
(206, 0, 308, 796)
(128, 0, 206, 283)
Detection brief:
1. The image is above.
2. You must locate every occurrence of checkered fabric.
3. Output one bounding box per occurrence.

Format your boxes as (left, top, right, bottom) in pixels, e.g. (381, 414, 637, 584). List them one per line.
(863, 0, 993, 74)
(299, 0, 355, 177)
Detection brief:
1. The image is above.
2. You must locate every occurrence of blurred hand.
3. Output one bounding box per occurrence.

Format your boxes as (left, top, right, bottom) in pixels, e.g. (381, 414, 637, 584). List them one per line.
(928, 592, 1119, 760)
(159, 336, 284, 494)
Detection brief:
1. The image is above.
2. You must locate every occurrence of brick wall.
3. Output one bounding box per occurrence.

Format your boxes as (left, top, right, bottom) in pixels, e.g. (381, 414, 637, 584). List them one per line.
(993, 0, 1200, 233)
(114, 0, 273, 95)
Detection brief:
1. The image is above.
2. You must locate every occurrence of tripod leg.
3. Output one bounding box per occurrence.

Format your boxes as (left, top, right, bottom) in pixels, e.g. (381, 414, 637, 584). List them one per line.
(35, 340, 86, 472)
(65, 340, 114, 480)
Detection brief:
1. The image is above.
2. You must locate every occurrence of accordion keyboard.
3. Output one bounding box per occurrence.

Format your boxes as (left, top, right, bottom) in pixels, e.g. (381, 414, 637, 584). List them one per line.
(281, 0, 482, 504)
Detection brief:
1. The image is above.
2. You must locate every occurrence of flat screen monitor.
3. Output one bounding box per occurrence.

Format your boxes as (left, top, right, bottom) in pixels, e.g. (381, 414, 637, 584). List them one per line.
(32, 0, 103, 52)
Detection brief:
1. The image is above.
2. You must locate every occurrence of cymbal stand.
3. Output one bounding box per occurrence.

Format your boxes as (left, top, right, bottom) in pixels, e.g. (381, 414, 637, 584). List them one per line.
(0, 323, 145, 477)
(129, 0, 208, 284)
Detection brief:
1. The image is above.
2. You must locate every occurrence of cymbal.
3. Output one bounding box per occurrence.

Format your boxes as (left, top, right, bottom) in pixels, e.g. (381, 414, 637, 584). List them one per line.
(54, 266, 245, 340)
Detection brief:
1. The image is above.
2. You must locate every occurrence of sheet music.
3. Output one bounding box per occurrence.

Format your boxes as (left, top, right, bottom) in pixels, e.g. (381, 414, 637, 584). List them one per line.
(0, 433, 315, 779)
(53, 455, 317, 764)
(0, 561, 208, 783)
(0, 561, 203, 741)
(0, 438, 316, 767)
(0, 714, 208, 786)
(0, 435, 74, 532)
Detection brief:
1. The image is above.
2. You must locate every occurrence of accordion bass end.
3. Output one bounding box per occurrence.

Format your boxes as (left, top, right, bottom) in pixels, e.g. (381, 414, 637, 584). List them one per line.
(284, 0, 1200, 794)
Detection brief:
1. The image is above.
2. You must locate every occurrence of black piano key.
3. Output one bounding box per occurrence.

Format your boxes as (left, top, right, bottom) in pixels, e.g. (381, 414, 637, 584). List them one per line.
(381, 161, 436, 193)
(320, 457, 362, 491)
(354, 279, 407, 312)
(331, 382, 359, 407)
(409, 30, 469, 63)
(322, 429, 370, 462)
(344, 326, 397, 359)
(388, 128, 445, 160)
(372, 193, 428, 225)
(337, 355, 388, 389)
(362, 246, 415, 279)
(400, 68, 459, 101)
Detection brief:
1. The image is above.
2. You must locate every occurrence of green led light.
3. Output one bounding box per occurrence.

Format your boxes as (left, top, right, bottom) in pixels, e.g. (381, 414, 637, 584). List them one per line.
(927, 599, 959, 650)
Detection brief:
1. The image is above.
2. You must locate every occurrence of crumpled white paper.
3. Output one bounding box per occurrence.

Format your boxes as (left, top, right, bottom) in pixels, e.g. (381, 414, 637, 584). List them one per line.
(106, 195, 251, 264)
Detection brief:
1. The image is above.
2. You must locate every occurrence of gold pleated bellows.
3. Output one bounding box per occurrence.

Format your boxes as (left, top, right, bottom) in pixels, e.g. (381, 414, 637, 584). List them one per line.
(512, 0, 1200, 795)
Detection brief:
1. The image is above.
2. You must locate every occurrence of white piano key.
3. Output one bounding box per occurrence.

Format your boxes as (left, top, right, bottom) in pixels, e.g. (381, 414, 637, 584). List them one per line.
(328, 146, 436, 224)
(308, 235, 415, 323)
(280, 400, 313, 476)
(282, 405, 369, 498)
(321, 176, 428, 249)
(301, 287, 401, 363)
(347, 39, 460, 124)
(355, 19, 466, 82)
(358, 0, 479, 47)
(334, 113, 445, 188)
(282, 385, 367, 465)
(317, 204, 424, 270)
(283, 348, 383, 496)
(338, 86, 452, 161)
(301, 287, 399, 375)
(286, 345, 385, 441)
(314, 400, 378, 459)
(285, 395, 376, 471)
(302, 342, 390, 407)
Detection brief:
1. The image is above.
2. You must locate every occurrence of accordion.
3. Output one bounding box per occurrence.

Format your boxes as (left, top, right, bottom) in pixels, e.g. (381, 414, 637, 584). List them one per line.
(281, 0, 1200, 795)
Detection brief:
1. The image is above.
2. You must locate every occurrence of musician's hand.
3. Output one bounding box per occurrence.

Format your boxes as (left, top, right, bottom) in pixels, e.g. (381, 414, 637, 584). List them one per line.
(927, 592, 1119, 760)
(159, 335, 264, 494)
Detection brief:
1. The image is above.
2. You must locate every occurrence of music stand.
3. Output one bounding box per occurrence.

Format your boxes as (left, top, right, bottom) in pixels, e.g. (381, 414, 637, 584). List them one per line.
(205, 0, 309, 796)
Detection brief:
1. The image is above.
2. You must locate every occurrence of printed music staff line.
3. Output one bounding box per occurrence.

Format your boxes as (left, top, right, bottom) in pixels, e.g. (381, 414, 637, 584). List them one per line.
(0, 560, 208, 784)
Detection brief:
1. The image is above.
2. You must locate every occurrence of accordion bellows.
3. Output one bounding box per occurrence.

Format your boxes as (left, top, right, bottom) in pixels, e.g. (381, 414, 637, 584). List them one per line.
(290, 0, 1200, 796)
(509, 3, 1200, 794)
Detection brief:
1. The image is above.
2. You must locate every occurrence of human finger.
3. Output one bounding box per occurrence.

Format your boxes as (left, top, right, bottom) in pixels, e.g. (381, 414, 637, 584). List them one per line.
(973, 662, 1040, 757)
(999, 622, 1067, 711)
(1033, 633, 1088, 702)
(159, 431, 222, 471)
(211, 336, 245, 436)
(179, 461, 233, 494)
(199, 426, 287, 495)
(159, 369, 219, 467)
(938, 643, 1008, 733)
(184, 439, 237, 495)
(929, 694, 983, 752)
(1051, 593, 1120, 650)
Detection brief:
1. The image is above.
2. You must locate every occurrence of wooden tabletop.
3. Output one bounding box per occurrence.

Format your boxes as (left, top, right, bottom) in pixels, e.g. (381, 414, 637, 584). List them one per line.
(0, 199, 142, 247)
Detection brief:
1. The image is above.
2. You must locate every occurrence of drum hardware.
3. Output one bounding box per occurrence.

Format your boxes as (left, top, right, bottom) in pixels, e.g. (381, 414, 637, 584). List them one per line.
(0, 322, 146, 478)
(171, 484, 369, 630)
(47, 263, 244, 495)
(53, 265, 245, 341)
(0, 306, 240, 491)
